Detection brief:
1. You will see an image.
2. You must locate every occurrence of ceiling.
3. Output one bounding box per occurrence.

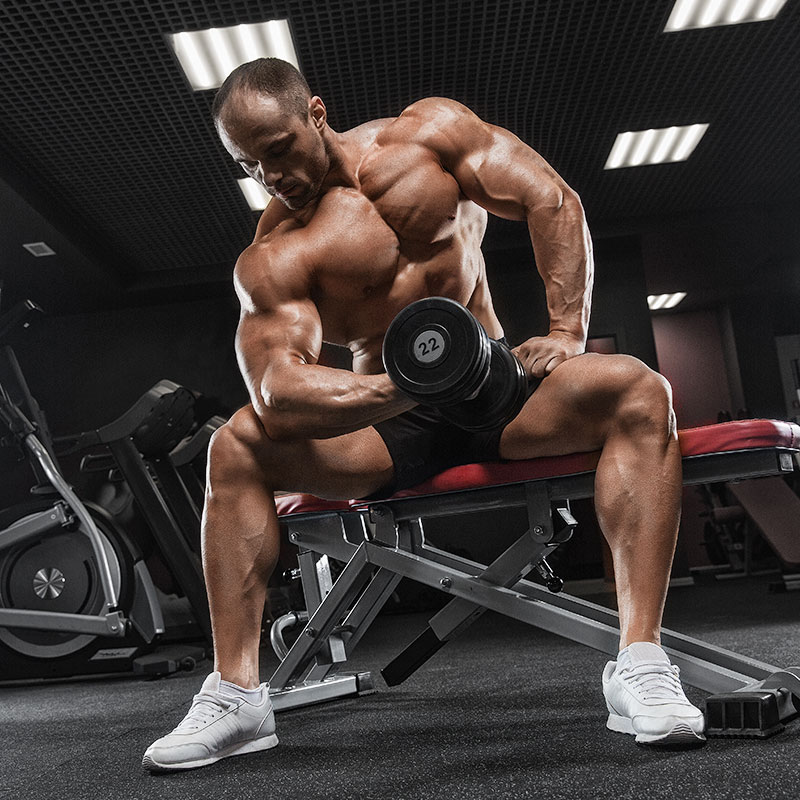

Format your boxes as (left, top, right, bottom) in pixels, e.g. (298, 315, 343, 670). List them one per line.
(0, 0, 798, 314)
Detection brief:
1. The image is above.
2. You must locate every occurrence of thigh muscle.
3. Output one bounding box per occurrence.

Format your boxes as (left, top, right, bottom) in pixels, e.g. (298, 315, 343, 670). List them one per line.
(222, 405, 396, 500)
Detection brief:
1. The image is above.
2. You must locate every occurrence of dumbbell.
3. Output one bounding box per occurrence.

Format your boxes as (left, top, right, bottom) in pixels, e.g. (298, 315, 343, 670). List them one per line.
(382, 297, 534, 432)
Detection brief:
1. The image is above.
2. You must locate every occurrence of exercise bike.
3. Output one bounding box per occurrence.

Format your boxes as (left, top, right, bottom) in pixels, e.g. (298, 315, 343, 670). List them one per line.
(0, 298, 204, 680)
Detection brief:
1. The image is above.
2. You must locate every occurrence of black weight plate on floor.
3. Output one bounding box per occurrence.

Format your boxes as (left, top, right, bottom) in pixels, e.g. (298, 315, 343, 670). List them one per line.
(383, 297, 490, 405)
(441, 339, 530, 432)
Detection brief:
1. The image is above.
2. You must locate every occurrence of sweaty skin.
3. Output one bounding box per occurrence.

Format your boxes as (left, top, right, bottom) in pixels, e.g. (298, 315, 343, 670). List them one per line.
(208, 89, 682, 690)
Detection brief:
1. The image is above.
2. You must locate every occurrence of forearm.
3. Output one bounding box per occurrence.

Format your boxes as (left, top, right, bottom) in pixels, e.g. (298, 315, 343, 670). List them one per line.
(527, 191, 594, 345)
(253, 363, 417, 440)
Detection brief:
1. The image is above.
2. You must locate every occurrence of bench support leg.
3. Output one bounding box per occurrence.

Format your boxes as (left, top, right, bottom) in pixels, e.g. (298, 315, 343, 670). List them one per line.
(270, 501, 799, 735)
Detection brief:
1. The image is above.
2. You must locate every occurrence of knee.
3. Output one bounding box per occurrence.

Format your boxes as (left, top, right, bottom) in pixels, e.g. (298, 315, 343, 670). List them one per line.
(207, 406, 274, 488)
(607, 357, 676, 438)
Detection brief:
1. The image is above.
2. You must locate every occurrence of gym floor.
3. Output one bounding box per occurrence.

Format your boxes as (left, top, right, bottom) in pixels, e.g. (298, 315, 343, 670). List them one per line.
(1, 577, 798, 800)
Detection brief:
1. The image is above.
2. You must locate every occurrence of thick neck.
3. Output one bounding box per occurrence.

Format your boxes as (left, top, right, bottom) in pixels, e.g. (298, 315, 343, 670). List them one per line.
(319, 127, 360, 192)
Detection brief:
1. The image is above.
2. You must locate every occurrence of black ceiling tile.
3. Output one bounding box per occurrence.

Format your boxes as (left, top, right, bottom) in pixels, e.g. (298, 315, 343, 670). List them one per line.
(0, 0, 797, 297)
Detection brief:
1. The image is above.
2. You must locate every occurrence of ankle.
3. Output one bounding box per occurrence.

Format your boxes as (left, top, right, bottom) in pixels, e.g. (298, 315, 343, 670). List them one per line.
(220, 677, 261, 692)
(214, 664, 260, 691)
(619, 641, 660, 653)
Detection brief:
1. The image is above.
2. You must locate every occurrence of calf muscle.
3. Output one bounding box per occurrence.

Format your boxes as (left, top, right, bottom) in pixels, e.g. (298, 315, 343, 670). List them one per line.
(499, 353, 681, 649)
(202, 407, 395, 686)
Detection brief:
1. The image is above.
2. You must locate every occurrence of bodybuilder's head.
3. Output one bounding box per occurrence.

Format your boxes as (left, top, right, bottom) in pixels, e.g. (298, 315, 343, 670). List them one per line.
(213, 58, 330, 209)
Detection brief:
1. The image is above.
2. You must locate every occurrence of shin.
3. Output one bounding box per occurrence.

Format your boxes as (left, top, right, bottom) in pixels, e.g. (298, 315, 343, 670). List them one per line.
(202, 410, 282, 689)
(592, 366, 682, 650)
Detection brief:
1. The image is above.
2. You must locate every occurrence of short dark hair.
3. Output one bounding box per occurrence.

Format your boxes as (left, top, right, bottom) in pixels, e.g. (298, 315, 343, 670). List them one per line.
(212, 58, 311, 123)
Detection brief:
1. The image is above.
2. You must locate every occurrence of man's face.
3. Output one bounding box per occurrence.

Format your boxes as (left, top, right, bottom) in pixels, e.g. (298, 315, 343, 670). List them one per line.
(218, 89, 329, 210)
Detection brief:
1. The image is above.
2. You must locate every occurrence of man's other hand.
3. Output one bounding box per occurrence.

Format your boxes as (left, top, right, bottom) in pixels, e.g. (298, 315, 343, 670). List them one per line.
(512, 331, 585, 379)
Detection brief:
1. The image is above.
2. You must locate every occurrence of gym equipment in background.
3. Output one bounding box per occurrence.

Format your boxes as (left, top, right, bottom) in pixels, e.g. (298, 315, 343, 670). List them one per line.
(0, 296, 211, 680)
(0, 300, 162, 678)
(694, 476, 800, 591)
(58, 380, 214, 648)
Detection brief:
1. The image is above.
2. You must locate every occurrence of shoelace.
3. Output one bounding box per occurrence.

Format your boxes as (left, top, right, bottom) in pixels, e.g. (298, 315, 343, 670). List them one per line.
(174, 690, 242, 732)
(620, 661, 686, 701)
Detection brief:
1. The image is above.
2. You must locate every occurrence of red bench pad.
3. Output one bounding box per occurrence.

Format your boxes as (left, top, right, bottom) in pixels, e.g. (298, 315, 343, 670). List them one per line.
(275, 418, 800, 517)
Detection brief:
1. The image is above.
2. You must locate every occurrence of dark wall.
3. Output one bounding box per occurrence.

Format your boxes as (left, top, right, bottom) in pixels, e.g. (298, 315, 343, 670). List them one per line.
(11, 295, 245, 437)
(728, 276, 800, 419)
(652, 310, 734, 428)
(588, 236, 659, 368)
(637, 200, 800, 420)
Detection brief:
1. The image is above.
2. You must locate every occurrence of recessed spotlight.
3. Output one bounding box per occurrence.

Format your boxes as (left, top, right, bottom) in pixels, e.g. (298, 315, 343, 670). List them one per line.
(665, 0, 788, 32)
(237, 178, 271, 211)
(604, 124, 709, 169)
(648, 292, 687, 310)
(22, 242, 56, 257)
(168, 20, 298, 91)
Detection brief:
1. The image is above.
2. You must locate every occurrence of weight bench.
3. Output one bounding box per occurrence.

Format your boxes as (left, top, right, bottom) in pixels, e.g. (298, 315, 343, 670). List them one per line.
(269, 419, 800, 738)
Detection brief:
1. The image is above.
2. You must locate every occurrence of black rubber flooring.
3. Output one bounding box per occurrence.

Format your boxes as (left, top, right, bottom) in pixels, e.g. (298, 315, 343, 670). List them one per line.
(1, 577, 799, 800)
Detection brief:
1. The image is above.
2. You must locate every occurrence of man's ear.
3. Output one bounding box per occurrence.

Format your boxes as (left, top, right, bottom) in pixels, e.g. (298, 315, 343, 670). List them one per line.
(309, 96, 326, 129)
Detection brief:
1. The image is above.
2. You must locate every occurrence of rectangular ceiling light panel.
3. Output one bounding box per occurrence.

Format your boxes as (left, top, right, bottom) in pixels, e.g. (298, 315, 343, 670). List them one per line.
(604, 124, 709, 169)
(665, 0, 788, 31)
(169, 20, 298, 90)
(648, 292, 687, 310)
(22, 241, 56, 257)
(238, 178, 271, 211)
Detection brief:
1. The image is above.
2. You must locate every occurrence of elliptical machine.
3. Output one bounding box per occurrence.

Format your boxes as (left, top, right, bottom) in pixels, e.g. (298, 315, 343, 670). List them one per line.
(0, 297, 203, 680)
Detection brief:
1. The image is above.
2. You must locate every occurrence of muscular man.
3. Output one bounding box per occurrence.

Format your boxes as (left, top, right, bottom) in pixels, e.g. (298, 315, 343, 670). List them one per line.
(143, 58, 704, 772)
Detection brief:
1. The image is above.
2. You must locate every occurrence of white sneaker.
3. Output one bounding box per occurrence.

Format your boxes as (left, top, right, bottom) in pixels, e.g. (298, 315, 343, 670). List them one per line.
(602, 642, 706, 746)
(142, 672, 278, 771)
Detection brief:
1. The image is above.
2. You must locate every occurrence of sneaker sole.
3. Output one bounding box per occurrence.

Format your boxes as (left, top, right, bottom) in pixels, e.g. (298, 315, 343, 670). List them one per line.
(142, 733, 279, 772)
(607, 714, 706, 747)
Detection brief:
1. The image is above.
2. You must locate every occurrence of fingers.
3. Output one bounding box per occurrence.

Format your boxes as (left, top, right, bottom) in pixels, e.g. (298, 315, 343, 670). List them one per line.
(542, 355, 563, 375)
(513, 351, 549, 379)
(511, 342, 567, 379)
(530, 356, 561, 378)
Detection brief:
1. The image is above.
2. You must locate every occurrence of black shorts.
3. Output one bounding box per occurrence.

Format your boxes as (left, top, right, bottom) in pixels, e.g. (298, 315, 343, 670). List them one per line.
(369, 336, 519, 498)
(369, 404, 506, 498)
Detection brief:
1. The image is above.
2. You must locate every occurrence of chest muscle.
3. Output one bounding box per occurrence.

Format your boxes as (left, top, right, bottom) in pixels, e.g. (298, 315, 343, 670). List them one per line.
(359, 142, 461, 248)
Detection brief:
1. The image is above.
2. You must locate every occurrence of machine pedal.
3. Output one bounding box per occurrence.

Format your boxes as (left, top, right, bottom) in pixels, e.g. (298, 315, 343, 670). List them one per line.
(705, 689, 792, 738)
(132, 644, 207, 677)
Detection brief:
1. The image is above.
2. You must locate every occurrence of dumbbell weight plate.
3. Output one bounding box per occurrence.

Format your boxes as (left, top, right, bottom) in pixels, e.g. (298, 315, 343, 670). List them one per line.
(382, 297, 491, 406)
(440, 338, 531, 432)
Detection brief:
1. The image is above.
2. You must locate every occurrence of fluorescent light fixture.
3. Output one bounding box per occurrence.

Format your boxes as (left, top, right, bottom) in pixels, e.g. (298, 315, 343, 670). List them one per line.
(604, 124, 709, 169)
(169, 20, 298, 90)
(238, 178, 271, 211)
(22, 241, 55, 257)
(648, 292, 687, 310)
(665, 0, 788, 31)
